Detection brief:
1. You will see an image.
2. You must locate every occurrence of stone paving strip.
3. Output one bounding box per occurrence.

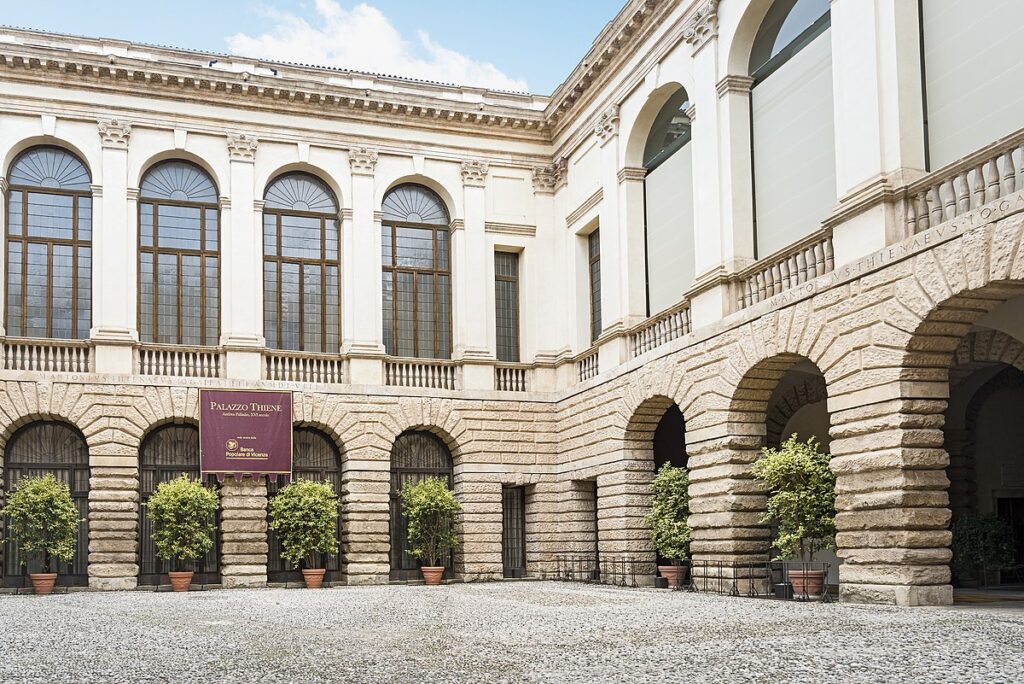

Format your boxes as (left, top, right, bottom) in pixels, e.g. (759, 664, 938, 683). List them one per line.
(1, 582, 1021, 683)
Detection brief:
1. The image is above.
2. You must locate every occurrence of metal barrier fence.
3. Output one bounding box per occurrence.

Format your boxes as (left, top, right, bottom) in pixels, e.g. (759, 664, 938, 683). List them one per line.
(548, 555, 642, 588)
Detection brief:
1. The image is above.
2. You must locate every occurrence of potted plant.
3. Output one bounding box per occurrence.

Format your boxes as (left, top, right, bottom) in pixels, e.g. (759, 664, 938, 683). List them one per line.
(951, 513, 1016, 587)
(146, 474, 219, 592)
(400, 476, 461, 585)
(268, 478, 339, 588)
(644, 463, 691, 587)
(753, 434, 836, 598)
(0, 474, 80, 595)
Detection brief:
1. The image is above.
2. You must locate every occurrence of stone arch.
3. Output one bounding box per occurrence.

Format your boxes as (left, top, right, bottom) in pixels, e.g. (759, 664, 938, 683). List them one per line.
(371, 400, 468, 464)
(121, 387, 202, 451)
(258, 162, 343, 211)
(950, 329, 1024, 387)
(135, 149, 224, 197)
(622, 81, 690, 169)
(2, 136, 98, 184)
(375, 173, 460, 222)
(724, 0, 776, 76)
(764, 373, 828, 450)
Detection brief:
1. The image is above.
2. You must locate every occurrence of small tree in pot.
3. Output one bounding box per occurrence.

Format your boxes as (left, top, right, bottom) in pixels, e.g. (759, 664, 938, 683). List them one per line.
(951, 513, 1016, 587)
(400, 476, 461, 585)
(1, 474, 80, 595)
(268, 478, 339, 588)
(147, 474, 219, 592)
(753, 434, 836, 598)
(644, 463, 691, 588)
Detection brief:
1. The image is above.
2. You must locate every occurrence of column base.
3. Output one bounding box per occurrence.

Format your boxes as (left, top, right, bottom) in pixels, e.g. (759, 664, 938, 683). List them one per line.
(840, 582, 953, 606)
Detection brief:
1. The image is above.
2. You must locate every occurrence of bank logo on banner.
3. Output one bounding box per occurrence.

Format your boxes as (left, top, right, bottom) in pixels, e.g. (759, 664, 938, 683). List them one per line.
(199, 389, 293, 480)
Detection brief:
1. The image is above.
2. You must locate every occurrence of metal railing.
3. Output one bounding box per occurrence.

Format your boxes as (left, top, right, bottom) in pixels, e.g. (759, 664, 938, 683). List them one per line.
(385, 358, 459, 390)
(495, 364, 529, 392)
(905, 128, 1024, 235)
(0, 337, 91, 373)
(576, 349, 599, 382)
(736, 228, 834, 309)
(548, 554, 643, 588)
(628, 300, 692, 358)
(137, 344, 223, 378)
(675, 559, 834, 602)
(264, 350, 345, 384)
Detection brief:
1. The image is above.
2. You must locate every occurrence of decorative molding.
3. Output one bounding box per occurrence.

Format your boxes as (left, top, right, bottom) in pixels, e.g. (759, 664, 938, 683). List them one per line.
(461, 159, 490, 187)
(89, 183, 103, 198)
(340, 208, 355, 221)
(685, 103, 696, 124)
(253, 199, 266, 212)
(553, 157, 569, 190)
(682, 0, 719, 54)
(0, 177, 8, 193)
(349, 147, 378, 175)
(126, 187, 139, 201)
(532, 165, 558, 194)
(226, 132, 258, 161)
(593, 104, 620, 144)
(219, 196, 231, 210)
(716, 75, 754, 99)
(566, 188, 603, 228)
(617, 167, 646, 184)
(449, 218, 465, 232)
(485, 222, 536, 237)
(97, 118, 131, 149)
(373, 210, 384, 224)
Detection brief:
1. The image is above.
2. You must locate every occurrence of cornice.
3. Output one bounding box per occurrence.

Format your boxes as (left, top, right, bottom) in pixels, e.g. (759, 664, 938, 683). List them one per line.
(0, 37, 549, 141)
(716, 75, 754, 98)
(617, 166, 646, 184)
(566, 188, 604, 228)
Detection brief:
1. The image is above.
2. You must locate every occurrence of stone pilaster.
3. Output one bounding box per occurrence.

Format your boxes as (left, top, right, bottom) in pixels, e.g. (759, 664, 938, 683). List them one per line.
(596, 463, 655, 579)
(525, 480, 563, 576)
(87, 464, 140, 590)
(219, 476, 268, 588)
(457, 479, 502, 581)
(830, 398, 953, 606)
(341, 451, 390, 584)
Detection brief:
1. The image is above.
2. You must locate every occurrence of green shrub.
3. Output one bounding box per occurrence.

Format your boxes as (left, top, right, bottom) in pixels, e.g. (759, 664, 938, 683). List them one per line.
(752, 434, 836, 562)
(268, 478, 339, 569)
(0, 474, 80, 573)
(400, 476, 461, 567)
(951, 513, 1016, 582)
(644, 463, 691, 562)
(146, 474, 219, 571)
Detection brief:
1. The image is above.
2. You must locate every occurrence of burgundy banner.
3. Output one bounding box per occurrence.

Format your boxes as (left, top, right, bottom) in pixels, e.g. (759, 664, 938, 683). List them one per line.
(199, 389, 293, 479)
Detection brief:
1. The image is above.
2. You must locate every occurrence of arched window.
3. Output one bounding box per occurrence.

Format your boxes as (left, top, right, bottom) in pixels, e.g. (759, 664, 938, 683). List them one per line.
(642, 89, 696, 315)
(2, 421, 89, 587)
(263, 173, 340, 352)
(389, 431, 454, 580)
(749, 0, 834, 258)
(381, 184, 452, 359)
(921, 0, 1024, 169)
(138, 161, 220, 346)
(139, 424, 219, 585)
(6, 147, 92, 339)
(267, 427, 342, 583)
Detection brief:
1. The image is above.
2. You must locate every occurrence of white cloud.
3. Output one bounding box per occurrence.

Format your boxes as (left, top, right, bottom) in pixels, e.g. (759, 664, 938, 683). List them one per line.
(226, 0, 529, 92)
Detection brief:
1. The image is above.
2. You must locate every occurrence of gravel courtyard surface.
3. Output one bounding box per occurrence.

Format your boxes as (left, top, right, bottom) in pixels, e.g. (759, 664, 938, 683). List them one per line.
(1, 582, 1022, 683)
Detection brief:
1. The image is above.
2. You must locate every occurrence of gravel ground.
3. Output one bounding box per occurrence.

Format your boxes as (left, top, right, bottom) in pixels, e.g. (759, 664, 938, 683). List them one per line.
(1, 582, 1022, 683)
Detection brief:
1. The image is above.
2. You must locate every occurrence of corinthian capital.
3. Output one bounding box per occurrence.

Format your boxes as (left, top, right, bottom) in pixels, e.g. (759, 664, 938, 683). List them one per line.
(98, 119, 132, 149)
(461, 159, 489, 187)
(227, 133, 258, 162)
(593, 105, 620, 145)
(349, 147, 379, 175)
(683, 0, 719, 54)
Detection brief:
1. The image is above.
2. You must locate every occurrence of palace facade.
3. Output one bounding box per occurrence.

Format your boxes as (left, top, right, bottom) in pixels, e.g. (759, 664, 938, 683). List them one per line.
(1, 0, 1023, 605)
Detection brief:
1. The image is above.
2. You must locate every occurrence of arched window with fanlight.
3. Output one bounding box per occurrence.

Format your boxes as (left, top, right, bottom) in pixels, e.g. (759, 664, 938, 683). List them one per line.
(262, 173, 340, 353)
(749, 0, 835, 258)
(138, 160, 220, 346)
(5, 146, 92, 339)
(642, 88, 695, 315)
(381, 184, 452, 359)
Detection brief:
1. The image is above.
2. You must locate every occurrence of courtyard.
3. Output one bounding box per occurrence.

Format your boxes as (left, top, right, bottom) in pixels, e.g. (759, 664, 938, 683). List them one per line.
(1, 582, 1022, 683)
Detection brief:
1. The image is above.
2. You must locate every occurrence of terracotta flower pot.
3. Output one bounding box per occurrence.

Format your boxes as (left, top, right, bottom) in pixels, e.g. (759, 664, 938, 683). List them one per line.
(658, 565, 689, 588)
(420, 567, 445, 586)
(29, 573, 58, 596)
(789, 569, 826, 598)
(302, 568, 327, 589)
(168, 571, 194, 593)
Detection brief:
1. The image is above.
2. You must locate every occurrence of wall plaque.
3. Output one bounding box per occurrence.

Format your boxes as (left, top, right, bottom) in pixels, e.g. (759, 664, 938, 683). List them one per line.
(199, 389, 293, 479)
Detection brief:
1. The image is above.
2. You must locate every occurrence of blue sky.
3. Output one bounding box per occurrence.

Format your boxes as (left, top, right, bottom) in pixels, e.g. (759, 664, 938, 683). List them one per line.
(2, 0, 625, 93)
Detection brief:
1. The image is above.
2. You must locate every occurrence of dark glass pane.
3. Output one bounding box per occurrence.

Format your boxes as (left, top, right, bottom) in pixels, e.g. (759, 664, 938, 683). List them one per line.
(436, 229, 450, 271)
(264, 173, 337, 213)
(417, 273, 435, 358)
(157, 253, 178, 344)
(77, 196, 92, 241)
(396, 272, 415, 358)
(303, 265, 323, 352)
(7, 191, 22, 236)
(156, 204, 202, 251)
(204, 256, 219, 346)
(381, 184, 448, 225)
(140, 203, 154, 247)
(395, 226, 434, 269)
(325, 219, 339, 261)
(643, 88, 692, 169)
(77, 247, 91, 339)
(51, 244, 74, 339)
(6, 242, 22, 336)
(325, 265, 339, 353)
(25, 243, 48, 337)
(381, 226, 393, 267)
(205, 209, 218, 251)
(495, 252, 520, 363)
(589, 230, 602, 343)
(280, 214, 321, 260)
(180, 256, 201, 346)
(280, 263, 300, 351)
(139, 252, 154, 342)
(382, 272, 394, 355)
(263, 214, 277, 257)
(437, 275, 451, 359)
(9, 147, 90, 190)
(749, 0, 830, 77)
(26, 192, 74, 240)
(140, 161, 217, 203)
(264, 262, 278, 348)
